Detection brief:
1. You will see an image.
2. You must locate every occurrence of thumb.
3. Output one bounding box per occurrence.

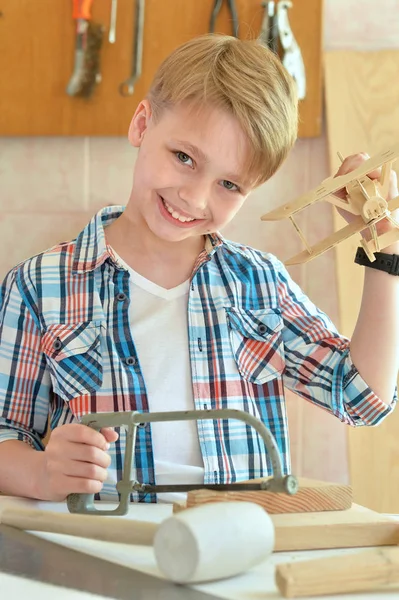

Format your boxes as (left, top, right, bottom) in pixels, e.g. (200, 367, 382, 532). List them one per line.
(100, 427, 119, 443)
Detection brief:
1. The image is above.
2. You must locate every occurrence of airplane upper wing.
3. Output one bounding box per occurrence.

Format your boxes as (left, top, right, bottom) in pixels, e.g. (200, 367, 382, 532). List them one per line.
(261, 143, 399, 221)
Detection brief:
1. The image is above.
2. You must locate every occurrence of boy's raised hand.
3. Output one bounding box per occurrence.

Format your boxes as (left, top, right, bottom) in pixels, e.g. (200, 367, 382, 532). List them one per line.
(332, 151, 399, 234)
(39, 423, 119, 501)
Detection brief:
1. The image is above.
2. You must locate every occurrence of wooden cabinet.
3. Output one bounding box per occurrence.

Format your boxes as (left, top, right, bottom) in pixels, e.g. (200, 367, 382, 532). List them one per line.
(0, 0, 323, 137)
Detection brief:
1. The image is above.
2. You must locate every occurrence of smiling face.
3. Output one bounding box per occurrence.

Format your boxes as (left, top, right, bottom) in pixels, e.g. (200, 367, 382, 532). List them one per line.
(126, 100, 253, 248)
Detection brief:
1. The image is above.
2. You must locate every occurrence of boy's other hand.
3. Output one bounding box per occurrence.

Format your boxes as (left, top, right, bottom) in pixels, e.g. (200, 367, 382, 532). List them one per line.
(332, 152, 399, 233)
(39, 423, 119, 502)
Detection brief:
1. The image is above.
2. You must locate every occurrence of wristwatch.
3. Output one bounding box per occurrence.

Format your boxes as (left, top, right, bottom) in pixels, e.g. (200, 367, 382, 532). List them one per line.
(354, 247, 399, 275)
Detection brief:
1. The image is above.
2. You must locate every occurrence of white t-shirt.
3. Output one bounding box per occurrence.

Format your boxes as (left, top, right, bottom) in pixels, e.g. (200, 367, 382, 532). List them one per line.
(109, 248, 205, 502)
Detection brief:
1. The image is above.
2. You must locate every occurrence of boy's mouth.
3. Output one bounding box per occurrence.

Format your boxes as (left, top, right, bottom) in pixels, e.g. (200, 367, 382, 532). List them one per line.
(160, 196, 198, 223)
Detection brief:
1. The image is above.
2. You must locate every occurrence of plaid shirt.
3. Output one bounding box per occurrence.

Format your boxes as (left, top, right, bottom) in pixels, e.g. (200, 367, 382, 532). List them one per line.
(0, 206, 395, 501)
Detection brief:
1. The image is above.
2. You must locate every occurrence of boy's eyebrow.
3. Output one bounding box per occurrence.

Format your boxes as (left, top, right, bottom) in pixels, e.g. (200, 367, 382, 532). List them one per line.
(171, 139, 246, 186)
(172, 140, 209, 163)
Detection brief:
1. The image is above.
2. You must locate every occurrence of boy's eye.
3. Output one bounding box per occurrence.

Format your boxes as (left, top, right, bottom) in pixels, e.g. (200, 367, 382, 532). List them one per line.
(222, 180, 239, 192)
(176, 151, 193, 166)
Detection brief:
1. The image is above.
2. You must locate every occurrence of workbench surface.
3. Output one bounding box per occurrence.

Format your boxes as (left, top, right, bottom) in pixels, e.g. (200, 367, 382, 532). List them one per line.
(0, 496, 398, 600)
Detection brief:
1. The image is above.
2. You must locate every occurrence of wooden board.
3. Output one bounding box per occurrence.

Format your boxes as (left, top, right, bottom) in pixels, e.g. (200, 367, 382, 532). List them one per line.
(324, 50, 399, 514)
(0, 0, 323, 137)
(184, 478, 352, 514)
(272, 504, 399, 552)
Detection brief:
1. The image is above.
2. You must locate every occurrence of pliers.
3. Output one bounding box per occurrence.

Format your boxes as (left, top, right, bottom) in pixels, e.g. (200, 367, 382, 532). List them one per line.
(209, 0, 239, 38)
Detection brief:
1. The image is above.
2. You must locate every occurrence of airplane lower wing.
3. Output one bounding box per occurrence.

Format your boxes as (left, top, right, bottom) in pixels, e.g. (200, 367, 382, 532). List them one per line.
(285, 217, 368, 265)
(284, 194, 399, 265)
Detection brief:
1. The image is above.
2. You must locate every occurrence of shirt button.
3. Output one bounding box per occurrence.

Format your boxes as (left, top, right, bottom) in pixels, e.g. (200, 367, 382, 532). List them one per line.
(53, 338, 62, 350)
(257, 323, 267, 336)
(125, 356, 137, 366)
(116, 292, 127, 302)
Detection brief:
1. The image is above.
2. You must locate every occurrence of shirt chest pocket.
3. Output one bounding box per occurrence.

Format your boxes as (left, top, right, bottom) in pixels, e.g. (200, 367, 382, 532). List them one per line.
(41, 322, 104, 401)
(226, 307, 285, 384)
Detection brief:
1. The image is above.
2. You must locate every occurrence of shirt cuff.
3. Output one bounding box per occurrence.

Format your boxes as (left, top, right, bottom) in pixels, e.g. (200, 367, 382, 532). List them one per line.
(338, 352, 397, 426)
(0, 427, 44, 450)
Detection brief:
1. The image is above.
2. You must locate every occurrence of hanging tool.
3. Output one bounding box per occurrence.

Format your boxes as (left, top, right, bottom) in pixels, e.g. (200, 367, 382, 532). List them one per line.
(258, 1, 278, 53)
(66, 0, 105, 98)
(119, 0, 145, 96)
(209, 0, 239, 38)
(108, 0, 118, 43)
(277, 0, 306, 100)
(66, 408, 298, 516)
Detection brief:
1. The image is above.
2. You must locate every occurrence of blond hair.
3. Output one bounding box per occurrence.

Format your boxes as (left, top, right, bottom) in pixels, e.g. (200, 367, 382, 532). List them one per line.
(147, 34, 298, 187)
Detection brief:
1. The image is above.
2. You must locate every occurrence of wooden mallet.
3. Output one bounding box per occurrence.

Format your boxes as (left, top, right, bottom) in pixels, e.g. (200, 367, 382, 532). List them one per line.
(0, 501, 275, 584)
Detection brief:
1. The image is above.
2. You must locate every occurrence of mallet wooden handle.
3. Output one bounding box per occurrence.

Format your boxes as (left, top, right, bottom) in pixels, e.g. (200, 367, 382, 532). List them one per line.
(0, 507, 158, 546)
(275, 547, 399, 598)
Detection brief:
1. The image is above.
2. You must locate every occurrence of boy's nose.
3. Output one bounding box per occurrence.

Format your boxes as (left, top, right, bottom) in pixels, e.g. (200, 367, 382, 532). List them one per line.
(178, 182, 210, 215)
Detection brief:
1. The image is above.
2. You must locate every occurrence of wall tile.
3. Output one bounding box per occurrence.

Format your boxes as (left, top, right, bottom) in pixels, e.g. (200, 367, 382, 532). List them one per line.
(0, 213, 91, 280)
(302, 129, 340, 324)
(0, 138, 87, 212)
(301, 401, 350, 484)
(223, 139, 311, 288)
(285, 389, 303, 476)
(88, 138, 137, 213)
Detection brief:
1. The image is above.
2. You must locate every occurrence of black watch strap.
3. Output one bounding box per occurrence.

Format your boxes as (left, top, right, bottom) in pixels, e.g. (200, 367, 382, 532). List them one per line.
(354, 247, 399, 275)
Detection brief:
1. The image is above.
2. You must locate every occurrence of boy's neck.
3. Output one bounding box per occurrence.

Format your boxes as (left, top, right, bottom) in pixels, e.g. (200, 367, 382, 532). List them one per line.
(104, 212, 205, 289)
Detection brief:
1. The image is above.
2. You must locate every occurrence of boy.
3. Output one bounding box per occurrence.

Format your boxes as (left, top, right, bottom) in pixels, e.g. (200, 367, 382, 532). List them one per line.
(0, 35, 398, 503)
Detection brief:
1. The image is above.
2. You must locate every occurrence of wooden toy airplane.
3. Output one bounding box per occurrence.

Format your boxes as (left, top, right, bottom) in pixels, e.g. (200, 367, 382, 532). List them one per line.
(261, 143, 399, 265)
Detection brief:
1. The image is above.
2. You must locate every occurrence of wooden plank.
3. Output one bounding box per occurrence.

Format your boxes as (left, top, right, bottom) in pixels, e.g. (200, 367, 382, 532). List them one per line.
(276, 547, 399, 597)
(324, 50, 399, 514)
(185, 478, 352, 513)
(0, 0, 323, 137)
(272, 504, 399, 552)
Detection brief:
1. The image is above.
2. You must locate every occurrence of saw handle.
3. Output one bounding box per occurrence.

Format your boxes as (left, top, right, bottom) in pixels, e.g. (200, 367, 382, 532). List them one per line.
(67, 413, 128, 516)
(275, 547, 399, 598)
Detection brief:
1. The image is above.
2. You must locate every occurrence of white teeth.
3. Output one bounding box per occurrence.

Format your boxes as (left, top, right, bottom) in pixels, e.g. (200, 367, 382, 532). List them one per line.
(163, 198, 195, 223)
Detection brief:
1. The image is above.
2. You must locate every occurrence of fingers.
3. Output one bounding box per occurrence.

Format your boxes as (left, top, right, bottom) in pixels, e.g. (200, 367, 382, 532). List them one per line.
(42, 423, 116, 501)
(53, 423, 111, 451)
(333, 152, 377, 200)
(335, 152, 370, 177)
(63, 477, 104, 495)
(61, 459, 109, 483)
(101, 427, 119, 444)
(47, 476, 104, 500)
(334, 151, 399, 204)
(63, 441, 112, 468)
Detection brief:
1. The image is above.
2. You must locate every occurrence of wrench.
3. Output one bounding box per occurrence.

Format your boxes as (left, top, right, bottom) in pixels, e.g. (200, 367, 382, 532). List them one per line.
(277, 1, 306, 100)
(258, 1, 278, 53)
(209, 0, 239, 38)
(119, 0, 145, 96)
(109, 0, 118, 43)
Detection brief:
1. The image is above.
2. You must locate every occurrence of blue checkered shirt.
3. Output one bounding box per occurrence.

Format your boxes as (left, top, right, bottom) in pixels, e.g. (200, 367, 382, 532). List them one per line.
(0, 206, 395, 500)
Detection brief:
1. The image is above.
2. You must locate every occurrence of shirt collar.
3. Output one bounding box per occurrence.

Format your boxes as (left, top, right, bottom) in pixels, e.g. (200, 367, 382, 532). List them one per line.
(72, 205, 124, 273)
(72, 205, 225, 274)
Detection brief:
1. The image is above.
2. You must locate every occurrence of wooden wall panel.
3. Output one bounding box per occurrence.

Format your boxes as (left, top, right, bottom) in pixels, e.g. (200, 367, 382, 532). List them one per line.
(0, 0, 323, 137)
(324, 50, 399, 513)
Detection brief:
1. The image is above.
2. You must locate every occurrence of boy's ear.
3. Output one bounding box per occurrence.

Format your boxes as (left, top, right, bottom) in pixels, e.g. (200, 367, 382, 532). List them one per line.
(128, 99, 152, 147)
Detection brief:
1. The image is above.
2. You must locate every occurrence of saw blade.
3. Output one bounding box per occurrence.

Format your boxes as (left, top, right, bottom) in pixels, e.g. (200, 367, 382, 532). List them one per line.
(0, 524, 221, 600)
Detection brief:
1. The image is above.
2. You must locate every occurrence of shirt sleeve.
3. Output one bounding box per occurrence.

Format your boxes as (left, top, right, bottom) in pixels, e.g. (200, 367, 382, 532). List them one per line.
(268, 254, 397, 426)
(0, 267, 51, 449)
